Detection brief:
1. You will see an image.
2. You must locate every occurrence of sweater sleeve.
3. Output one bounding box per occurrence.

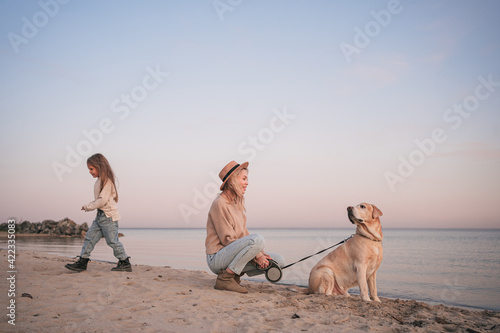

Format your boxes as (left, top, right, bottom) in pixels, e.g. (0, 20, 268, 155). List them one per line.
(83, 180, 114, 212)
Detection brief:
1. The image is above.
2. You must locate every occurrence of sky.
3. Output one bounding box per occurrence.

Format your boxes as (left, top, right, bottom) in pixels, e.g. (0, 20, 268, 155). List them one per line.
(1, 0, 499, 229)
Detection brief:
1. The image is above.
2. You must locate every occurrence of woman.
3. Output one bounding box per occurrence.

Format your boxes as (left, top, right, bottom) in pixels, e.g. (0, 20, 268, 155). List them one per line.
(205, 161, 284, 293)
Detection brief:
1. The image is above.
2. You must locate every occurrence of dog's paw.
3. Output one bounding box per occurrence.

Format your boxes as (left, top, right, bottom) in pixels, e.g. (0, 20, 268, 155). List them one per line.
(373, 297, 381, 303)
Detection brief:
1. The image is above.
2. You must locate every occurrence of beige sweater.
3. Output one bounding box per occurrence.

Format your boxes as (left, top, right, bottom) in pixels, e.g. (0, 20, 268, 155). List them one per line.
(205, 195, 250, 255)
(83, 178, 121, 222)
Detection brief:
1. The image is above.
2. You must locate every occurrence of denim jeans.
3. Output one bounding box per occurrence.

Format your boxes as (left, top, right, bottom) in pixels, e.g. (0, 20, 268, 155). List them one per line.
(206, 234, 284, 276)
(80, 210, 128, 260)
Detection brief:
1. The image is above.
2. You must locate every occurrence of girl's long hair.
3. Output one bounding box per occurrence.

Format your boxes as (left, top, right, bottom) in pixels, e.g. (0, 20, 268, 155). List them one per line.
(87, 153, 119, 202)
(221, 167, 247, 212)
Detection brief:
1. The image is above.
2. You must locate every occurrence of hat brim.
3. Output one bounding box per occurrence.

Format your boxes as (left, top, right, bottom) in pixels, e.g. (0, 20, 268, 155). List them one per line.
(220, 161, 249, 191)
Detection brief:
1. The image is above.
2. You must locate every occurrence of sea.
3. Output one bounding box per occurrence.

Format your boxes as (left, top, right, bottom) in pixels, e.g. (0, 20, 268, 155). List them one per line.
(3, 228, 499, 312)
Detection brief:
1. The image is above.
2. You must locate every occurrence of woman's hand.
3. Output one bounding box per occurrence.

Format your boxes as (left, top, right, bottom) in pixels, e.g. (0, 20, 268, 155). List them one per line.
(255, 254, 271, 269)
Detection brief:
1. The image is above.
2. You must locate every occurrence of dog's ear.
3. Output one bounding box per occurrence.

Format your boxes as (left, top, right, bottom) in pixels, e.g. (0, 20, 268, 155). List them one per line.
(371, 204, 383, 219)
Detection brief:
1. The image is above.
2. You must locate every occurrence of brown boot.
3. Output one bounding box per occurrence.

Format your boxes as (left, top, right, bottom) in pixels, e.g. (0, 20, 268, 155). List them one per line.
(214, 269, 248, 293)
(234, 273, 244, 285)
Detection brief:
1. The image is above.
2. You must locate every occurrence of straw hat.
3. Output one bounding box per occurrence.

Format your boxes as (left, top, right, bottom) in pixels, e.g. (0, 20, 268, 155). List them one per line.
(219, 161, 249, 190)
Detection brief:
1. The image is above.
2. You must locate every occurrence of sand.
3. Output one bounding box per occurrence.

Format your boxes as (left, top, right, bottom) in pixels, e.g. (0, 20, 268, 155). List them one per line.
(1, 250, 499, 333)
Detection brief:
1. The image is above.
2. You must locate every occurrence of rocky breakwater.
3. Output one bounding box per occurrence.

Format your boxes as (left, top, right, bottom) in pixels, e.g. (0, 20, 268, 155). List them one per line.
(0, 218, 89, 237)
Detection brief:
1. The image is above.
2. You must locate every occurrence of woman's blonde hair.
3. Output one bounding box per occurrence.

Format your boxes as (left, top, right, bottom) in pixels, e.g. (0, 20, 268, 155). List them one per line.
(87, 153, 118, 202)
(221, 167, 247, 212)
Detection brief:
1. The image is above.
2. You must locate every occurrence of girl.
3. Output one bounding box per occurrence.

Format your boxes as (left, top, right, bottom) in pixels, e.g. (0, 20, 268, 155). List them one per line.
(205, 161, 284, 293)
(65, 153, 131, 272)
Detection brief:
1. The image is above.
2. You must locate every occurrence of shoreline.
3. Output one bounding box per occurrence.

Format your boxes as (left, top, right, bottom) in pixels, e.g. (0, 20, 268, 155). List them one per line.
(1, 250, 498, 332)
(1, 233, 498, 313)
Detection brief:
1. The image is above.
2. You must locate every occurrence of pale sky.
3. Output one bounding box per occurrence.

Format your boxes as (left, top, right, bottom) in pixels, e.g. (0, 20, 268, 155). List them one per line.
(1, 0, 499, 229)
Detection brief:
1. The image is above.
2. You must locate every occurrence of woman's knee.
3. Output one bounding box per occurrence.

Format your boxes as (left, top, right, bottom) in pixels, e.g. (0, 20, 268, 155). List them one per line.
(248, 234, 265, 251)
(273, 254, 285, 267)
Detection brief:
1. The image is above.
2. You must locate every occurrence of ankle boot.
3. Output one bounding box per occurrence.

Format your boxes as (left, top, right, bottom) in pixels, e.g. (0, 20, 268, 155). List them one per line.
(234, 272, 245, 285)
(65, 257, 89, 272)
(214, 269, 248, 293)
(111, 257, 132, 272)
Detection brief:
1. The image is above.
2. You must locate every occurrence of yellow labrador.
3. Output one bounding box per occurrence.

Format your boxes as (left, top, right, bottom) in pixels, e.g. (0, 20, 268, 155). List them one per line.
(308, 203, 383, 302)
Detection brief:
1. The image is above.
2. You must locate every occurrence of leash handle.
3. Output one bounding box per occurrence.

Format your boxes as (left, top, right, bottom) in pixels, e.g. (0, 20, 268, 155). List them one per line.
(281, 235, 353, 270)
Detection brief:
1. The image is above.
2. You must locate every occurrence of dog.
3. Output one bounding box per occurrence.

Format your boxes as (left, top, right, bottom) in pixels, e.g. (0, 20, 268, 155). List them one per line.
(308, 203, 383, 302)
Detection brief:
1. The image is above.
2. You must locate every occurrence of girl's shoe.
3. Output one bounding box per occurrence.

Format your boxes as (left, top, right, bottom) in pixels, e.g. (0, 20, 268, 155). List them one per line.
(111, 257, 132, 272)
(65, 257, 89, 272)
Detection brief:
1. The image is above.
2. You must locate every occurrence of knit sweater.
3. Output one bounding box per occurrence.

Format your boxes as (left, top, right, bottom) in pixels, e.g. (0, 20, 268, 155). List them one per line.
(205, 194, 250, 255)
(82, 178, 121, 221)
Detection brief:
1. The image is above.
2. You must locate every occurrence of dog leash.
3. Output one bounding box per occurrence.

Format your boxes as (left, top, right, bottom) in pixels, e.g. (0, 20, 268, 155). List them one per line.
(281, 234, 354, 270)
(261, 234, 354, 283)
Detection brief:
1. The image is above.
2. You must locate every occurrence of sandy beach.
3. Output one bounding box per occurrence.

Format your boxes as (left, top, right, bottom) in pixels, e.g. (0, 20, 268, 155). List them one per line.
(1, 250, 499, 333)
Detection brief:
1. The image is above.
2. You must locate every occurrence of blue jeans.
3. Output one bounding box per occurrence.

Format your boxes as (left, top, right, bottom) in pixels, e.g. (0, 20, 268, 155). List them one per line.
(206, 234, 284, 276)
(80, 210, 128, 260)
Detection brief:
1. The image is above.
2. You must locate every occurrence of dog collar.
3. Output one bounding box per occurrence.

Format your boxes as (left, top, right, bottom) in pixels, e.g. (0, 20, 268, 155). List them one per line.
(356, 232, 382, 242)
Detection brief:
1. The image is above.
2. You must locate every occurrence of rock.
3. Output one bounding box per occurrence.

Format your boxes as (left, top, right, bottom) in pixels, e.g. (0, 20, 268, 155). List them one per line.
(76, 222, 89, 237)
(41, 220, 58, 235)
(0, 218, 90, 237)
(58, 218, 77, 236)
(18, 220, 31, 233)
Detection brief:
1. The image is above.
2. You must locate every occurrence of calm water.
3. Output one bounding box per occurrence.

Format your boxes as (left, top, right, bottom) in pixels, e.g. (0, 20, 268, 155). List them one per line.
(3, 228, 499, 311)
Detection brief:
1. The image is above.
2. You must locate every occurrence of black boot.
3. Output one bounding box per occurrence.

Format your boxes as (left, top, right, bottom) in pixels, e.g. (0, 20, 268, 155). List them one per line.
(111, 257, 132, 272)
(65, 257, 89, 272)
